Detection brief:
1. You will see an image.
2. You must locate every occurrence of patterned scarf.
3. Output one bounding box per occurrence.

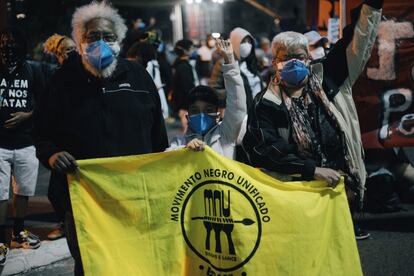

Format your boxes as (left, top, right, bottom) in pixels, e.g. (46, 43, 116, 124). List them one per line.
(279, 72, 344, 168)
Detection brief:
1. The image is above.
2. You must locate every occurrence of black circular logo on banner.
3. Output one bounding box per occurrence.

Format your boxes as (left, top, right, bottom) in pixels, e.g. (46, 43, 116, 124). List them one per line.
(180, 180, 262, 272)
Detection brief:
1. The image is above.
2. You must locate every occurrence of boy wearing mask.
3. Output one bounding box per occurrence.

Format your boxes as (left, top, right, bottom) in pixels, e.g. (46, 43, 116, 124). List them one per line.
(169, 39, 246, 159)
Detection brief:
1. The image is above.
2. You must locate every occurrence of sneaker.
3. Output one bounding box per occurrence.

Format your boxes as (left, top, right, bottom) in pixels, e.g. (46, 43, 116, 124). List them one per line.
(0, 243, 8, 266)
(355, 227, 371, 240)
(11, 230, 41, 249)
(47, 222, 65, 240)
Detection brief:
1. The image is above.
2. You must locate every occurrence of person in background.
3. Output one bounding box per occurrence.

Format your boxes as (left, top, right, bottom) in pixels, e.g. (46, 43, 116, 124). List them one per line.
(256, 37, 272, 62)
(156, 41, 173, 111)
(43, 34, 77, 66)
(197, 34, 216, 85)
(127, 41, 169, 119)
(0, 27, 44, 266)
(242, 0, 383, 240)
(364, 148, 414, 213)
(172, 39, 200, 132)
(169, 39, 246, 159)
(35, 3, 168, 275)
(256, 37, 274, 84)
(210, 28, 265, 113)
(40, 34, 78, 242)
(133, 18, 146, 31)
(230, 28, 265, 103)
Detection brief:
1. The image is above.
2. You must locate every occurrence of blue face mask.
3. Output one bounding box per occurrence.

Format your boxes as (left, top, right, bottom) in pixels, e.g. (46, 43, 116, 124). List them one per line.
(280, 59, 309, 87)
(83, 40, 114, 70)
(187, 113, 217, 135)
(138, 22, 146, 30)
(157, 42, 165, 53)
(190, 50, 198, 60)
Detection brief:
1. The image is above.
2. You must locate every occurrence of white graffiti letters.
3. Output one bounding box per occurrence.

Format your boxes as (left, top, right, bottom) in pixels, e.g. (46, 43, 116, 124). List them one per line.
(379, 88, 413, 141)
(0, 78, 29, 108)
(367, 20, 414, 81)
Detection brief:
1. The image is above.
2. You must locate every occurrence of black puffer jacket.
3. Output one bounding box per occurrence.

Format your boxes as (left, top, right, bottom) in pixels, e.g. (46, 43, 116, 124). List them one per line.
(35, 56, 168, 167)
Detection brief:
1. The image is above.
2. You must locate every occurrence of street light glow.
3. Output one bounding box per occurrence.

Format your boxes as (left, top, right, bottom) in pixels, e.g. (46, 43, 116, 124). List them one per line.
(212, 32, 221, 39)
(186, 0, 193, 4)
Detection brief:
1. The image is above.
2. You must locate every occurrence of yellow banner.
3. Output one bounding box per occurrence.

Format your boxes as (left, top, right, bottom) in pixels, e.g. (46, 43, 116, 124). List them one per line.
(68, 147, 362, 276)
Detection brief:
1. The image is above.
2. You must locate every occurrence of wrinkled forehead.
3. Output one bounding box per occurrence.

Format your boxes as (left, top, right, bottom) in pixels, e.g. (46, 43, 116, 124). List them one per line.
(84, 18, 116, 35)
(274, 45, 309, 61)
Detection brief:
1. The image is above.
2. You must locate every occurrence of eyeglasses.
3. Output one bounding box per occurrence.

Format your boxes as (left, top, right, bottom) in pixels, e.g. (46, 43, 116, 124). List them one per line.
(274, 51, 309, 69)
(275, 53, 308, 62)
(84, 32, 117, 43)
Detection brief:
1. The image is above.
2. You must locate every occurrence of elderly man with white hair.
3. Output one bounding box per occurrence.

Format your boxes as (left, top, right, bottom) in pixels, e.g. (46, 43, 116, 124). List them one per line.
(242, 0, 383, 240)
(35, 2, 168, 274)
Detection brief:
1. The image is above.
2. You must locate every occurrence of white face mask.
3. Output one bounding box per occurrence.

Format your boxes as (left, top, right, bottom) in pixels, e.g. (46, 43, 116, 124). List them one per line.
(310, 46, 325, 60)
(239, 42, 252, 59)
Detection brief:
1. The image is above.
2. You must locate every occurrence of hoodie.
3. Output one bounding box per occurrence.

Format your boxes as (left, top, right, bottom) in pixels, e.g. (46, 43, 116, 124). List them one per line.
(229, 27, 255, 61)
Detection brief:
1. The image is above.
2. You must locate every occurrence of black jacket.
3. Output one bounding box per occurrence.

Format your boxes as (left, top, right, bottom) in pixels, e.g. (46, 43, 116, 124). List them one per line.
(35, 57, 168, 168)
(171, 58, 196, 112)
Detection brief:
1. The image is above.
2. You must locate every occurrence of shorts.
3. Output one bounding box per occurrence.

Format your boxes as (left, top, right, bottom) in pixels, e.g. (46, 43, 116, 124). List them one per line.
(0, 146, 39, 200)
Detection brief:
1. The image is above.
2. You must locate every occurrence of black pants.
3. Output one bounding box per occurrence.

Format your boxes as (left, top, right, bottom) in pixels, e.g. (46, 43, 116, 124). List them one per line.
(65, 211, 84, 276)
(48, 174, 67, 222)
(51, 172, 84, 275)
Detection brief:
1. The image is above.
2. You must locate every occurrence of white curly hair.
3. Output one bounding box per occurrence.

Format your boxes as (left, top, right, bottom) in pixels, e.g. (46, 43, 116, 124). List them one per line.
(271, 31, 309, 59)
(71, 1, 127, 50)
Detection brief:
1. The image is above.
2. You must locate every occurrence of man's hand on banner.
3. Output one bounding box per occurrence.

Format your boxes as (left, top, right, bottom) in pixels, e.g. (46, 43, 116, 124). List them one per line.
(314, 167, 341, 187)
(186, 138, 205, 151)
(48, 151, 78, 173)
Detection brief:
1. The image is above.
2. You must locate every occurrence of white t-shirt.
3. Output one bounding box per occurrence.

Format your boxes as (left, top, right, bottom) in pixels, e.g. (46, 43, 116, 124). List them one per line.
(240, 61, 262, 99)
(146, 60, 169, 119)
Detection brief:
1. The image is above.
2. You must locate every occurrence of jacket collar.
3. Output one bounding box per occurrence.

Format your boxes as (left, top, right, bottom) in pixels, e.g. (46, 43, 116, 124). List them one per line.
(263, 81, 282, 105)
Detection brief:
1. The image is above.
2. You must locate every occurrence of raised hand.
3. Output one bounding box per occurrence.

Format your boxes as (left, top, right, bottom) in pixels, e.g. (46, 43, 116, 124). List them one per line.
(216, 39, 235, 64)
